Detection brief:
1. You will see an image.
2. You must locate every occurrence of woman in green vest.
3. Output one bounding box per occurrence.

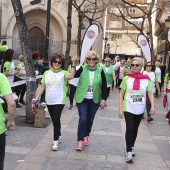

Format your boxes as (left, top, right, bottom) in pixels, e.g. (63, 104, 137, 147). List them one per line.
(74, 51, 107, 151)
(102, 58, 116, 101)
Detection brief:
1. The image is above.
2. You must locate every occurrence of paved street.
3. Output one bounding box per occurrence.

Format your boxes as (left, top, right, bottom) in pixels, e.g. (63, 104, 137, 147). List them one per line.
(4, 89, 170, 170)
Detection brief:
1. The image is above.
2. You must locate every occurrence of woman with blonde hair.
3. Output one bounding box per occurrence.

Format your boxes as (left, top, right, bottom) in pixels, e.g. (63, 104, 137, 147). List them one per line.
(74, 51, 107, 151)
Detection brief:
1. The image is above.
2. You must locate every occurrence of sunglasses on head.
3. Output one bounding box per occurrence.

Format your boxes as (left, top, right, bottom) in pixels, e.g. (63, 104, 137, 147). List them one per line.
(87, 58, 97, 61)
(131, 64, 140, 67)
(53, 60, 62, 64)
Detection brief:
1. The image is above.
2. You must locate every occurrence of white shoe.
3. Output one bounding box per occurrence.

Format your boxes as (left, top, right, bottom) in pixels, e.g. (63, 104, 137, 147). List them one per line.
(58, 136, 62, 143)
(131, 147, 135, 157)
(52, 140, 59, 151)
(126, 152, 133, 163)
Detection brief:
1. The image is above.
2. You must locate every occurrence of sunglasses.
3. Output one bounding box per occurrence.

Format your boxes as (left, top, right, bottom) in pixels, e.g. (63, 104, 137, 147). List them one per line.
(121, 63, 124, 64)
(146, 65, 152, 67)
(87, 58, 97, 61)
(53, 60, 62, 64)
(105, 61, 110, 63)
(131, 64, 140, 67)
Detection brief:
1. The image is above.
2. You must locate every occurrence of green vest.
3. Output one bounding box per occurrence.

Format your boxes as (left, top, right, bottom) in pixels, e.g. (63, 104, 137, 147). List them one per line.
(103, 66, 114, 85)
(75, 65, 102, 103)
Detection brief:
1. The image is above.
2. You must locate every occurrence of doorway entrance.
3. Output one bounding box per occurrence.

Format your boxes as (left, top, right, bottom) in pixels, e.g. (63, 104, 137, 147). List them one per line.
(29, 27, 45, 57)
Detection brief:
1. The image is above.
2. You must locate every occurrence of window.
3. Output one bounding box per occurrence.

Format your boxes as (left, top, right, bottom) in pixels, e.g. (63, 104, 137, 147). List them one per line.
(129, 8, 136, 15)
(109, 7, 122, 15)
(111, 34, 122, 41)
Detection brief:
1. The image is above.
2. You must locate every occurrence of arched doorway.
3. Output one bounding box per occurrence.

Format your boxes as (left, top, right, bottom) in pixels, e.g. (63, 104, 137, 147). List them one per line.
(29, 27, 45, 57)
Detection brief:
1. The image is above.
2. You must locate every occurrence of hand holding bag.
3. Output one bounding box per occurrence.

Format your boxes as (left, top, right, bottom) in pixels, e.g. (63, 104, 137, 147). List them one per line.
(163, 95, 167, 108)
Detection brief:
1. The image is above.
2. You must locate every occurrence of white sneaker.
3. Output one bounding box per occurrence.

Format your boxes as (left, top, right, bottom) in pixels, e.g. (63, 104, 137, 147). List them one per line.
(58, 136, 62, 143)
(131, 147, 135, 157)
(126, 152, 133, 163)
(52, 140, 59, 151)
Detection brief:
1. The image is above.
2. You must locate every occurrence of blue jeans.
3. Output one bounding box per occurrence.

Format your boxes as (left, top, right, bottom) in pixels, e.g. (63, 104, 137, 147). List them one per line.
(146, 99, 151, 118)
(77, 99, 100, 141)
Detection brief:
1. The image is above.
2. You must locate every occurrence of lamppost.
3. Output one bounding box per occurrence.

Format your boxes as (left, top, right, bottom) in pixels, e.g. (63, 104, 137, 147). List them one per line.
(107, 43, 110, 57)
(104, 36, 108, 58)
(115, 44, 118, 54)
(164, 16, 170, 65)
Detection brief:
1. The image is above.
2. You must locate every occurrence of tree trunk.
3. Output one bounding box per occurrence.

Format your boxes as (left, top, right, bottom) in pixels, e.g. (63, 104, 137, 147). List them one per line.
(65, 0, 73, 70)
(148, 14, 154, 61)
(11, 0, 36, 123)
(77, 13, 82, 57)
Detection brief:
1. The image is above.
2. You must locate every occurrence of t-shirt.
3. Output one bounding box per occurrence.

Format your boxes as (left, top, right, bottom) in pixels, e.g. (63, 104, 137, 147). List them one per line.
(143, 71, 158, 94)
(164, 73, 170, 89)
(119, 66, 125, 79)
(85, 71, 94, 99)
(0, 45, 8, 52)
(3, 61, 15, 85)
(155, 67, 161, 83)
(0, 73, 12, 134)
(120, 76, 151, 115)
(16, 62, 26, 80)
(68, 65, 80, 86)
(41, 70, 69, 105)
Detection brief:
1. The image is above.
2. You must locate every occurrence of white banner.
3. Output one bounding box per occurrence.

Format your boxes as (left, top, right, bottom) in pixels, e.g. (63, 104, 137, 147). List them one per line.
(10, 75, 42, 87)
(80, 24, 100, 64)
(137, 34, 151, 62)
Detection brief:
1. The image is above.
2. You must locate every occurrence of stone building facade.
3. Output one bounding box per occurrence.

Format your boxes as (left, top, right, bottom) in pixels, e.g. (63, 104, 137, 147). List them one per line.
(103, 0, 150, 59)
(0, 0, 104, 60)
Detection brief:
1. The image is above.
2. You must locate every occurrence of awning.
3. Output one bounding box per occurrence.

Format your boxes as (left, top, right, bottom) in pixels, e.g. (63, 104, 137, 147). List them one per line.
(157, 41, 170, 54)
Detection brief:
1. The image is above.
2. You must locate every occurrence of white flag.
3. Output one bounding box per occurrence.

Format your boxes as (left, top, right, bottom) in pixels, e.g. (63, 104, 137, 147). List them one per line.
(137, 34, 151, 62)
(80, 24, 99, 64)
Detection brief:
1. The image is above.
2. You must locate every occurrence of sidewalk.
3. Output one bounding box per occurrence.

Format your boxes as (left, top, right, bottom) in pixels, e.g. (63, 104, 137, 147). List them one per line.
(4, 89, 170, 170)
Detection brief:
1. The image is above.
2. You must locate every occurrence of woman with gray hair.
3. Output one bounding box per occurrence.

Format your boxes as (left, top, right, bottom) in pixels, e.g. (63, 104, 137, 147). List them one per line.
(118, 57, 155, 163)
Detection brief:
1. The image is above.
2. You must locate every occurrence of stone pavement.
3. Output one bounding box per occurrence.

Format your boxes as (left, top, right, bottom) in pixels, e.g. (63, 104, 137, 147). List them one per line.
(4, 89, 170, 170)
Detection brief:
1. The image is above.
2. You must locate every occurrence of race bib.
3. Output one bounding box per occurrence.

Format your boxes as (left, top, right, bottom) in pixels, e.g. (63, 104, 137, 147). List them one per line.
(87, 86, 93, 92)
(131, 94, 144, 105)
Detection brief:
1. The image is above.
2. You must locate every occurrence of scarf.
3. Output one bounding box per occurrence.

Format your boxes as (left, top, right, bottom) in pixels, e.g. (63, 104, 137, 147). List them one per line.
(51, 68, 62, 73)
(127, 72, 150, 90)
(87, 65, 97, 71)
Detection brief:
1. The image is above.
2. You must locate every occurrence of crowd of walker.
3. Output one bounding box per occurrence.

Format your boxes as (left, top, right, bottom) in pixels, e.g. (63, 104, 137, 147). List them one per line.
(0, 42, 170, 169)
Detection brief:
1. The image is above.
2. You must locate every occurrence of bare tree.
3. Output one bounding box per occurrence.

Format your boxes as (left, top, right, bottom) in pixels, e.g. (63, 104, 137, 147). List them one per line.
(109, 0, 156, 59)
(65, 0, 73, 70)
(11, 0, 36, 123)
(73, 0, 107, 56)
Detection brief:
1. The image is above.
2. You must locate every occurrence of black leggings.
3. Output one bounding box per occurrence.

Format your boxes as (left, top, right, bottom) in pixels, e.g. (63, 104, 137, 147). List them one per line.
(0, 133, 5, 170)
(124, 112, 143, 152)
(47, 104, 64, 141)
(69, 84, 76, 106)
(13, 76, 26, 102)
(106, 87, 110, 101)
(118, 79, 122, 88)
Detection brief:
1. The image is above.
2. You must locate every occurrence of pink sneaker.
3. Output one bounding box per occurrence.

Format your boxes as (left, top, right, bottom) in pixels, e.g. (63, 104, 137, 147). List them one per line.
(76, 140, 83, 151)
(83, 136, 89, 146)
